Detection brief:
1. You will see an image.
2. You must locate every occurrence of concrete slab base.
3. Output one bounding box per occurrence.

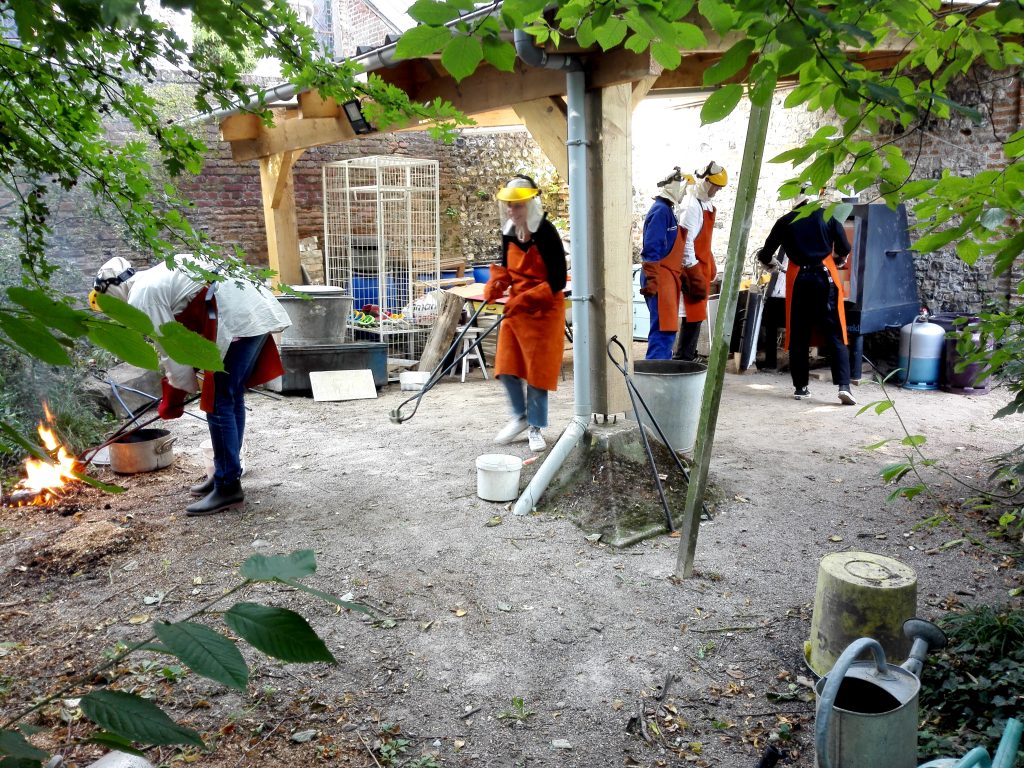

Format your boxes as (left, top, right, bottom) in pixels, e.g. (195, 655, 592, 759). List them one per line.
(537, 419, 698, 548)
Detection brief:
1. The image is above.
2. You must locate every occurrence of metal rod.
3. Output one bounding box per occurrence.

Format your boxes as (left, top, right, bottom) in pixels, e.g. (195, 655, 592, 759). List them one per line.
(389, 302, 503, 424)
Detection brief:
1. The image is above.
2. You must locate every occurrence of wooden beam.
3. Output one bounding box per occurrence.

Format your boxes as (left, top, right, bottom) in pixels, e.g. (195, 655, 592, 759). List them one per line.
(231, 116, 356, 163)
(219, 113, 261, 142)
(586, 83, 633, 416)
(631, 73, 663, 109)
(513, 97, 569, 180)
(258, 151, 303, 288)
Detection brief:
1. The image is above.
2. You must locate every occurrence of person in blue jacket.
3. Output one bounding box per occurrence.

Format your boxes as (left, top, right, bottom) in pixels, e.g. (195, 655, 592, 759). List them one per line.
(640, 167, 688, 359)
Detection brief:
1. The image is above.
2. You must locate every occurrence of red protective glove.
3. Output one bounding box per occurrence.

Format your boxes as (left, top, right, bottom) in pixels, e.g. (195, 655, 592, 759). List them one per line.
(483, 279, 508, 303)
(158, 378, 188, 420)
(682, 263, 708, 301)
(639, 262, 659, 297)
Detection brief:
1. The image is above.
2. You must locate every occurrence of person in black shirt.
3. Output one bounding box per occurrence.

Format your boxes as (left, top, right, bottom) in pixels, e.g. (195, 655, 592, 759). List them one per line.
(757, 191, 856, 405)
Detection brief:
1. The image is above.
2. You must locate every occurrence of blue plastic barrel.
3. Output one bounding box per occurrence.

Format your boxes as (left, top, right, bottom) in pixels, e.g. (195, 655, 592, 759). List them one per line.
(472, 264, 491, 284)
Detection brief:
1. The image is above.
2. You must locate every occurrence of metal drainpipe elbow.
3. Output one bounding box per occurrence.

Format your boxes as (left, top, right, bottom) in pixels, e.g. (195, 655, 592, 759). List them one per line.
(513, 28, 581, 71)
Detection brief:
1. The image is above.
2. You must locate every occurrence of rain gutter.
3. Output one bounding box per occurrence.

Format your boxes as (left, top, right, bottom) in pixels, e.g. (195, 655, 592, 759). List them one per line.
(512, 28, 591, 516)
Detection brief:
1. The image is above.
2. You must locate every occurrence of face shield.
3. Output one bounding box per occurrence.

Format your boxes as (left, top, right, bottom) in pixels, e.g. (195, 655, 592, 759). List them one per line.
(90, 257, 136, 310)
(655, 166, 688, 205)
(497, 175, 544, 235)
(695, 161, 728, 202)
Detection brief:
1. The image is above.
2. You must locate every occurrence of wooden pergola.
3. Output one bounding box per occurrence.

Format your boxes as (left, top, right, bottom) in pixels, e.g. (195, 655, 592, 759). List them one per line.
(215, 17, 905, 415)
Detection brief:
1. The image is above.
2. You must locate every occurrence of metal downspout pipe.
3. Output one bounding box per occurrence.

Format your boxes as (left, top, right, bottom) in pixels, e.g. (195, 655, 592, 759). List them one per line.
(512, 30, 591, 516)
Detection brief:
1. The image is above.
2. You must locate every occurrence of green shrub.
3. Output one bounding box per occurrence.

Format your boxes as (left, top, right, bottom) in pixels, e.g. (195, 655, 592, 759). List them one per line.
(918, 604, 1024, 762)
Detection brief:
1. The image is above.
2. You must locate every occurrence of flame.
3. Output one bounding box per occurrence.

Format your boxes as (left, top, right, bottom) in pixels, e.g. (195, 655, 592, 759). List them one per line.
(12, 403, 80, 505)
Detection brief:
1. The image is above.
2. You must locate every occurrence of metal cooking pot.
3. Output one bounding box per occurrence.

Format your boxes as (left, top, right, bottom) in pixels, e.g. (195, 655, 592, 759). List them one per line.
(108, 428, 176, 474)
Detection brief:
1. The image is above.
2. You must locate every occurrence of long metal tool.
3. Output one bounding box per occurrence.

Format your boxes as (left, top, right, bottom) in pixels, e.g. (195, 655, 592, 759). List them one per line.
(389, 302, 503, 425)
(606, 335, 690, 532)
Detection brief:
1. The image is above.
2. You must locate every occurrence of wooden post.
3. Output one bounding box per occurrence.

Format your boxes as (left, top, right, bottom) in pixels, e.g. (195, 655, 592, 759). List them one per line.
(417, 291, 466, 373)
(258, 149, 304, 288)
(585, 83, 633, 416)
(675, 96, 775, 579)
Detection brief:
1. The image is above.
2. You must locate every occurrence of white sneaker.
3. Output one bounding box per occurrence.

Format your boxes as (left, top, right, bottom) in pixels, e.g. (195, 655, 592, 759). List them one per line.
(494, 416, 528, 445)
(838, 389, 857, 405)
(528, 427, 546, 452)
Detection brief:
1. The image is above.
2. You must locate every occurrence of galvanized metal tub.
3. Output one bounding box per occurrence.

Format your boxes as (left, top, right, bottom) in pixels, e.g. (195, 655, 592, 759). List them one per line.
(277, 285, 353, 346)
(630, 359, 707, 453)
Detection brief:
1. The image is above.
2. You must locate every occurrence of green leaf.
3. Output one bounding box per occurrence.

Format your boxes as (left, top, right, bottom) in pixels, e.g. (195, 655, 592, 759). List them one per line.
(593, 17, 628, 49)
(672, 22, 706, 48)
(86, 731, 147, 755)
(700, 84, 743, 124)
(240, 549, 317, 581)
(95, 292, 155, 335)
(86, 323, 160, 370)
(0, 316, 72, 366)
(651, 40, 682, 70)
(153, 621, 248, 691)
(154, 321, 223, 372)
(481, 37, 516, 71)
(901, 434, 927, 447)
(747, 59, 777, 107)
(863, 438, 895, 450)
(698, 0, 737, 35)
(979, 207, 1007, 230)
(500, 0, 548, 26)
(407, 0, 460, 25)
(6, 287, 89, 338)
(224, 603, 336, 664)
(393, 25, 452, 61)
(80, 690, 204, 748)
(441, 34, 483, 81)
(0, 728, 49, 760)
(881, 462, 912, 483)
(704, 39, 754, 86)
(281, 579, 375, 617)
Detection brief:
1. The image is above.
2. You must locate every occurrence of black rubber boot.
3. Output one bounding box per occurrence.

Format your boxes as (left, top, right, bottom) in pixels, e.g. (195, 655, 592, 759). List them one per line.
(185, 481, 244, 516)
(189, 476, 215, 497)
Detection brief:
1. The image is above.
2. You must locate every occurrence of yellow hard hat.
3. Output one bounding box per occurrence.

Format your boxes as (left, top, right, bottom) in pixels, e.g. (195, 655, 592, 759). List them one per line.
(496, 174, 540, 202)
(700, 161, 728, 187)
(88, 289, 101, 312)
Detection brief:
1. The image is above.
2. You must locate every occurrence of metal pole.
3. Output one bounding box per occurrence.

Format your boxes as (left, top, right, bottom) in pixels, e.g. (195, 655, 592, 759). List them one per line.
(675, 94, 774, 578)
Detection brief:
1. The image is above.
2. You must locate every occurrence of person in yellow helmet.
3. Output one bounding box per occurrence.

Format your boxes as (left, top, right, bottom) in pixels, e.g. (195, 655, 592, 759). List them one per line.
(673, 161, 728, 362)
(484, 175, 567, 453)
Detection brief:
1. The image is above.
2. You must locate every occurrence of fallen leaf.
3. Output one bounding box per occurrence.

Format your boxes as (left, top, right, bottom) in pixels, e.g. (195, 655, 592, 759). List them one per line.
(612, 699, 624, 711)
(584, 533, 602, 542)
(725, 667, 745, 679)
(452, 607, 468, 617)
(733, 494, 749, 503)
(485, 515, 503, 527)
(419, 621, 433, 632)
(669, 530, 681, 538)
(454, 740, 465, 751)
(128, 614, 149, 625)
(829, 535, 843, 542)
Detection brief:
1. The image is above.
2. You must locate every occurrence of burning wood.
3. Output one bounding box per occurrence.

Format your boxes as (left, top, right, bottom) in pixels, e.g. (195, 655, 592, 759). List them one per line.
(5, 403, 81, 507)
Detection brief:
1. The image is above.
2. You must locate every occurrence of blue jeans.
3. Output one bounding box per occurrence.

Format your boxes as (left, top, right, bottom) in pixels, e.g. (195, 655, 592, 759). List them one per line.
(207, 334, 268, 486)
(499, 374, 548, 428)
(645, 293, 677, 359)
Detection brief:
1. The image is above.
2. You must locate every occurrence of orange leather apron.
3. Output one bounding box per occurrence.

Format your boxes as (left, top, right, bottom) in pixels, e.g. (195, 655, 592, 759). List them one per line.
(783, 256, 848, 349)
(681, 207, 717, 323)
(651, 228, 684, 333)
(494, 240, 565, 392)
(174, 287, 285, 413)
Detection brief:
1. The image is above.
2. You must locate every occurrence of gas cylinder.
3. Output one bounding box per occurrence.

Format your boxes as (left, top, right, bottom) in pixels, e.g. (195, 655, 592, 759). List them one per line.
(897, 315, 945, 390)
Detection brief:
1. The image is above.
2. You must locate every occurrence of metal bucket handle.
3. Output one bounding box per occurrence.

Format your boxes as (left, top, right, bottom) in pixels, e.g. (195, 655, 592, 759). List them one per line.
(816, 637, 896, 768)
(154, 435, 177, 455)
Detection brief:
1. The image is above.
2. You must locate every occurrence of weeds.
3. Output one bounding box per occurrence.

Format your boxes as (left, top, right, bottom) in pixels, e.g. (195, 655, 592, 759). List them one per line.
(918, 604, 1024, 762)
(496, 696, 535, 724)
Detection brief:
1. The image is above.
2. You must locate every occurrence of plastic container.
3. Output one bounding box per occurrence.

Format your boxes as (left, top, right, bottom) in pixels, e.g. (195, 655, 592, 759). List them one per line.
(277, 285, 352, 346)
(630, 360, 708, 453)
(475, 454, 522, 502)
(807, 551, 917, 677)
(471, 263, 492, 285)
(351, 273, 399, 310)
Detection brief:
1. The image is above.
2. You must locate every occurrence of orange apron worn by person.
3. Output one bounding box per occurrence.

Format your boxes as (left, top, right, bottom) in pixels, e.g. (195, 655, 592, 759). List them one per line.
(674, 161, 728, 362)
(640, 166, 688, 359)
(757, 188, 855, 405)
(483, 175, 566, 453)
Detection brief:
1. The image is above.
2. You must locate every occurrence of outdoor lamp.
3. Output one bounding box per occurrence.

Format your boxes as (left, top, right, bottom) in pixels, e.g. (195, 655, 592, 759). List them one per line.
(343, 99, 371, 134)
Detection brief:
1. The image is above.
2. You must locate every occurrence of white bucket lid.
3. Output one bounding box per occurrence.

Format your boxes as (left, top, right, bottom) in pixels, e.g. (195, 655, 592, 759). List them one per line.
(290, 285, 346, 295)
(476, 454, 523, 472)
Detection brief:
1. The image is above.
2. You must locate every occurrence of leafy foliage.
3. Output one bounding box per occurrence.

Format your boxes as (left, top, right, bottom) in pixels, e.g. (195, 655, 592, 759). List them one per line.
(0, 550, 373, 765)
(918, 605, 1024, 762)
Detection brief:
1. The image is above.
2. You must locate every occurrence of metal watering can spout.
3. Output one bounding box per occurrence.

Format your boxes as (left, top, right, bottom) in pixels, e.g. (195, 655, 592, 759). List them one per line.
(815, 619, 947, 768)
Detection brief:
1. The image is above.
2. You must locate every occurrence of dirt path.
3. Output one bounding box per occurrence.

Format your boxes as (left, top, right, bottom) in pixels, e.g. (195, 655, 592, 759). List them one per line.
(1, 348, 1021, 767)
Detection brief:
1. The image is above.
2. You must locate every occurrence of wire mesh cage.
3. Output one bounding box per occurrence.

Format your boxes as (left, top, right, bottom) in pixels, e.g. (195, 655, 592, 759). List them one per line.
(323, 156, 440, 378)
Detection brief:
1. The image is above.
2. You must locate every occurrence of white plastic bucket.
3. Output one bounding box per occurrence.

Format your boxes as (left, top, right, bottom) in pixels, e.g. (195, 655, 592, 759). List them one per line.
(475, 453, 522, 502)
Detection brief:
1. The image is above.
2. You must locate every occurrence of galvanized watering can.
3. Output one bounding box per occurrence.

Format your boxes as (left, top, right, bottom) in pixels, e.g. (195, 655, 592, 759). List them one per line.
(815, 618, 947, 768)
(917, 717, 1022, 768)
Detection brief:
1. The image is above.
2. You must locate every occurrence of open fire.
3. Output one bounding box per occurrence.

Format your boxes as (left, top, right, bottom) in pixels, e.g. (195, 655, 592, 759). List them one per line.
(7, 403, 81, 506)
